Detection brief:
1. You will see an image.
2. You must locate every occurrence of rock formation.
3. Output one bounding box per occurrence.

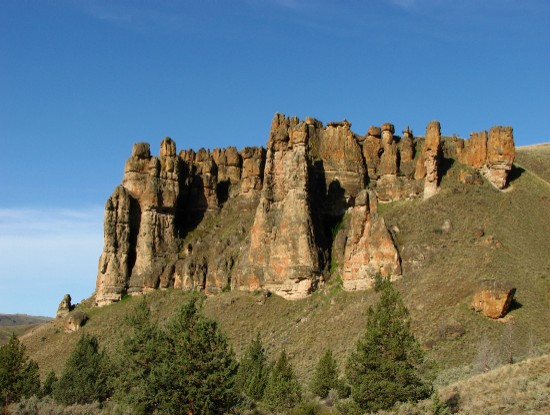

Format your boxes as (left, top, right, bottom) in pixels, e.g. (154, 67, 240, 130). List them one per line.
(93, 113, 516, 306)
(415, 121, 441, 199)
(64, 311, 88, 333)
(471, 280, 516, 319)
(235, 114, 323, 298)
(457, 126, 515, 189)
(56, 294, 73, 318)
(341, 190, 401, 290)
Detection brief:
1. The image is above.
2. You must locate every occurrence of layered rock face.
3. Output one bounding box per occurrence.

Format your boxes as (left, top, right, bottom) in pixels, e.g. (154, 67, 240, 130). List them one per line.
(94, 113, 516, 306)
(457, 126, 515, 189)
(341, 190, 401, 290)
(415, 121, 442, 199)
(235, 115, 323, 298)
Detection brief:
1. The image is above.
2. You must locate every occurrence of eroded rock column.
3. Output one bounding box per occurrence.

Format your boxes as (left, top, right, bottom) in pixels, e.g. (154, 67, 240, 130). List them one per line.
(415, 121, 441, 199)
(342, 190, 401, 290)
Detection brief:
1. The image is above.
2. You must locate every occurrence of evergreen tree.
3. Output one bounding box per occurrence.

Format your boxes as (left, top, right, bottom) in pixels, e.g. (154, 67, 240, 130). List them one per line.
(263, 349, 302, 412)
(39, 371, 58, 398)
(345, 277, 431, 412)
(235, 333, 269, 402)
(53, 334, 112, 405)
(156, 294, 239, 415)
(309, 349, 338, 399)
(114, 296, 166, 414)
(0, 334, 40, 407)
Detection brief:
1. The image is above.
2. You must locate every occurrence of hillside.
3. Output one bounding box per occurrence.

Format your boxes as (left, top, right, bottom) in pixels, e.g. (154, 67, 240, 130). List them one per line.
(21, 143, 550, 387)
(0, 314, 52, 345)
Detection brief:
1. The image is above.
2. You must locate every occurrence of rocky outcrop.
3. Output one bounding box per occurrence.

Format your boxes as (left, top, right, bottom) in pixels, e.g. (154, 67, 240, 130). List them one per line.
(123, 138, 181, 295)
(64, 311, 88, 333)
(457, 126, 515, 189)
(235, 114, 323, 298)
(341, 190, 401, 290)
(94, 113, 516, 306)
(399, 126, 415, 177)
(471, 280, 516, 319)
(415, 121, 441, 199)
(95, 185, 133, 307)
(56, 294, 73, 318)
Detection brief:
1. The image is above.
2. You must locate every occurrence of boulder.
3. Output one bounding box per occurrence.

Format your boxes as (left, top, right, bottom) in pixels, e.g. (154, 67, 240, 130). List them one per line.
(471, 280, 516, 319)
(64, 311, 88, 333)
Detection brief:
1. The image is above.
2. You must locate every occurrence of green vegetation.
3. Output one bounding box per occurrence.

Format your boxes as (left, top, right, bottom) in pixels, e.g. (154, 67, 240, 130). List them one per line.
(310, 349, 339, 399)
(263, 349, 302, 412)
(346, 277, 431, 411)
(0, 334, 40, 407)
(235, 333, 269, 402)
(53, 334, 112, 405)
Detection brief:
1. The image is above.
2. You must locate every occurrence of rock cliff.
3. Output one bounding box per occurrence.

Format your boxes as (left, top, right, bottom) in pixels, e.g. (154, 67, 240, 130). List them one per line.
(94, 114, 516, 306)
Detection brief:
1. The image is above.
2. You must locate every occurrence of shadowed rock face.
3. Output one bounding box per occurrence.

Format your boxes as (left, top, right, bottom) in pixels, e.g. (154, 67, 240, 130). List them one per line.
(94, 114, 515, 306)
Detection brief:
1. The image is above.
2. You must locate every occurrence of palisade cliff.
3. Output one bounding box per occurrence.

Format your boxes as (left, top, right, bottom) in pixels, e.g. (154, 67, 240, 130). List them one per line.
(95, 114, 515, 307)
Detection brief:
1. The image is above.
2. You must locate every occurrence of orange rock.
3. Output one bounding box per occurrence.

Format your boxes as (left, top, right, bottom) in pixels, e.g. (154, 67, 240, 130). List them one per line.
(471, 280, 516, 319)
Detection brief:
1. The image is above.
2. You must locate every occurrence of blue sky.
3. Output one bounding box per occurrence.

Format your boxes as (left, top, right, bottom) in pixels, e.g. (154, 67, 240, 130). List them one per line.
(1, 0, 549, 316)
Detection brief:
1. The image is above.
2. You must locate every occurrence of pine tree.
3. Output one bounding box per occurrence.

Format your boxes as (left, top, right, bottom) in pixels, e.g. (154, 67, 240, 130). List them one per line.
(114, 296, 166, 414)
(156, 294, 239, 415)
(0, 334, 40, 407)
(39, 371, 58, 398)
(53, 334, 112, 405)
(345, 277, 431, 412)
(310, 349, 338, 399)
(263, 349, 302, 412)
(235, 333, 269, 402)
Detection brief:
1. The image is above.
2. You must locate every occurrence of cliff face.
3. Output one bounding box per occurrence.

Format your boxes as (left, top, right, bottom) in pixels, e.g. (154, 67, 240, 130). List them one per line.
(94, 114, 515, 306)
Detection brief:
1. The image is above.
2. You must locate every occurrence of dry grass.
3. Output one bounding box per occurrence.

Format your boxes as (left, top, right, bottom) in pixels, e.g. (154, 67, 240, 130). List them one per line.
(440, 354, 550, 414)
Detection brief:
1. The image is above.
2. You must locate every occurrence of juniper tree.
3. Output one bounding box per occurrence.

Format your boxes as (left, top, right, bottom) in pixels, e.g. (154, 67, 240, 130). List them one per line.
(53, 334, 112, 405)
(114, 296, 166, 414)
(310, 349, 339, 399)
(235, 332, 269, 402)
(346, 277, 431, 412)
(156, 294, 239, 415)
(263, 349, 302, 412)
(0, 334, 40, 407)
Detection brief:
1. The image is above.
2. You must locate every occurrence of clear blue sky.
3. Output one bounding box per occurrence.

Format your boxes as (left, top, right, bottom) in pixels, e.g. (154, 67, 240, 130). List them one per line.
(1, 0, 548, 316)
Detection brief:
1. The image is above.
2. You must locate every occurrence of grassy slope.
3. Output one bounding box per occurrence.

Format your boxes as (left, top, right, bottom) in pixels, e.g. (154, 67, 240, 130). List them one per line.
(0, 314, 52, 345)
(440, 354, 550, 414)
(21, 148, 550, 398)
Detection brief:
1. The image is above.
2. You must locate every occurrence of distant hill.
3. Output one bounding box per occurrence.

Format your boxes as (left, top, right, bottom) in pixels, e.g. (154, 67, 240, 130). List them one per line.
(0, 314, 52, 345)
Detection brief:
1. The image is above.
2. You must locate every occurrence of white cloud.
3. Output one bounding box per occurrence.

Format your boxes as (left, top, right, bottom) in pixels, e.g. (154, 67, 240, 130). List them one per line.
(0, 207, 104, 316)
